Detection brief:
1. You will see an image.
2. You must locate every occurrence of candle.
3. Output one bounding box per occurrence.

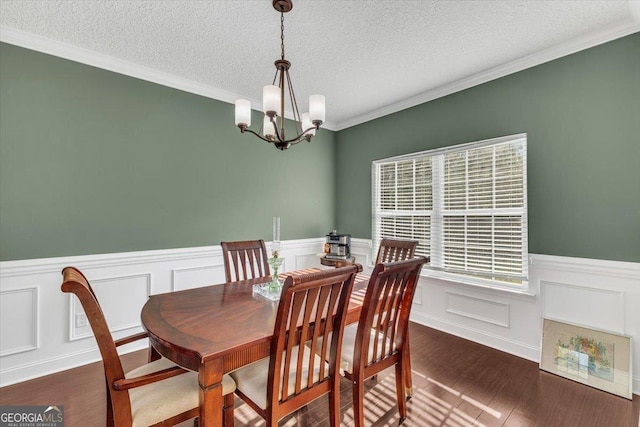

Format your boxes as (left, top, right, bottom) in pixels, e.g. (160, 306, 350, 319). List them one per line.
(273, 217, 281, 242)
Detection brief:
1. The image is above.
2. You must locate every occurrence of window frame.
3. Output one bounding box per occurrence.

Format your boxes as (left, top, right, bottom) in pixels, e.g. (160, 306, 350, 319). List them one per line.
(372, 133, 528, 291)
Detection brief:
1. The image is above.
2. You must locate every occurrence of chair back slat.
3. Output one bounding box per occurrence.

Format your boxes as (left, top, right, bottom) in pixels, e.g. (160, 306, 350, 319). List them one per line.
(355, 257, 427, 371)
(375, 238, 419, 264)
(311, 286, 332, 381)
(298, 286, 319, 392)
(311, 289, 339, 384)
(268, 265, 360, 413)
(221, 240, 270, 282)
(283, 290, 305, 399)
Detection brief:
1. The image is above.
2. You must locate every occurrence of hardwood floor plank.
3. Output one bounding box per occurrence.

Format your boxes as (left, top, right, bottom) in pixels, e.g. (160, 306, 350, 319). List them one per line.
(0, 323, 637, 427)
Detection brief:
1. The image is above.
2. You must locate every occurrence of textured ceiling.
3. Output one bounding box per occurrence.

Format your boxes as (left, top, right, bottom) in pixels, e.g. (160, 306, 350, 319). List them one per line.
(1, 1, 639, 130)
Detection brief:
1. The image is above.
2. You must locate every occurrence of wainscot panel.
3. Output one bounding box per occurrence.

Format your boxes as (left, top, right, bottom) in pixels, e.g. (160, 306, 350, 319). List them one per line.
(0, 238, 324, 387)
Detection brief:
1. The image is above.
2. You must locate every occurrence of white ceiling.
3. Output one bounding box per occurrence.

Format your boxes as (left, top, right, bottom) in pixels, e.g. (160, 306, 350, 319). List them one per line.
(1, 1, 639, 130)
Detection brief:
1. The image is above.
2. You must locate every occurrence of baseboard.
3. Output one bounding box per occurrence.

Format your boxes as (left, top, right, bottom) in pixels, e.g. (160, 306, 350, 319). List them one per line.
(414, 310, 640, 395)
(0, 341, 147, 387)
(410, 312, 540, 362)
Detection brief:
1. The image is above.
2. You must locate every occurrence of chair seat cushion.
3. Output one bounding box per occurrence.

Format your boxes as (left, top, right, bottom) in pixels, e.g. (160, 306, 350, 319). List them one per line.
(230, 345, 327, 410)
(127, 357, 235, 427)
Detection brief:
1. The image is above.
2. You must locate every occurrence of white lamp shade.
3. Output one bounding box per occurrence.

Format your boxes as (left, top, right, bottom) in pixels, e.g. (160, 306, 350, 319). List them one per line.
(263, 115, 276, 138)
(235, 99, 251, 126)
(309, 94, 325, 123)
(263, 85, 281, 115)
(301, 113, 316, 136)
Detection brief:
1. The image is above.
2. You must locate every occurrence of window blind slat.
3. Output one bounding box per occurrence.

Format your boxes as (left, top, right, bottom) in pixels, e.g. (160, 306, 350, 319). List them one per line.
(373, 135, 528, 287)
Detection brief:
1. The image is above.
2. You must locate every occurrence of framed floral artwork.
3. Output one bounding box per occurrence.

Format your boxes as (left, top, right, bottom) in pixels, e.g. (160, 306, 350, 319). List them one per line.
(540, 318, 632, 399)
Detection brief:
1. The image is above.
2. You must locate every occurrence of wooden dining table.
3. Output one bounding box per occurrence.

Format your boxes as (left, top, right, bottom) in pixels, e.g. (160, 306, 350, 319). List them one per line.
(141, 268, 371, 427)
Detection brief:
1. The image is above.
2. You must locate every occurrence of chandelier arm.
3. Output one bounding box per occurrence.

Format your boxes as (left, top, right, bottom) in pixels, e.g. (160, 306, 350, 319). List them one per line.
(239, 126, 277, 143)
(238, 123, 316, 145)
(301, 124, 319, 137)
(277, 125, 318, 144)
(286, 136, 304, 146)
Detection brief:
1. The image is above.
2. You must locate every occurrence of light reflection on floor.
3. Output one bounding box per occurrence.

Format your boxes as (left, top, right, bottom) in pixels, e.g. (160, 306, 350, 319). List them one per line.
(233, 370, 504, 426)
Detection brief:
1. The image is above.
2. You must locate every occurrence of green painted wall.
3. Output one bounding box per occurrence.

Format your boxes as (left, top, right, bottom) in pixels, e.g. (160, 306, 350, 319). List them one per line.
(335, 34, 640, 262)
(0, 43, 336, 261)
(2, 35, 639, 263)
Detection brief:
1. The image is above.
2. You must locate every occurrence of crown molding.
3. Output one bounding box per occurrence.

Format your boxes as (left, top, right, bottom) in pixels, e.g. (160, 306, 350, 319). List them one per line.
(0, 26, 241, 104)
(0, 26, 338, 131)
(333, 20, 640, 131)
(2, 20, 638, 133)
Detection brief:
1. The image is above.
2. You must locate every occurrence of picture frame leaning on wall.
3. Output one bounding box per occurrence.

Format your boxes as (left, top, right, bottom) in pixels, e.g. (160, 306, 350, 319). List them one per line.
(540, 317, 632, 399)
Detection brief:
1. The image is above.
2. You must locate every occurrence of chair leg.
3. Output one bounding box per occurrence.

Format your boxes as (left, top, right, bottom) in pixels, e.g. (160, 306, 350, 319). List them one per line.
(404, 330, 413, 399)
(266, 411, 279, 427)
(328, 385, 340, 427)
(223, 393, 235, 427)
(395, 361, 407, 423)
(352, 378, 366, 427)
(105, 383, 114, 427)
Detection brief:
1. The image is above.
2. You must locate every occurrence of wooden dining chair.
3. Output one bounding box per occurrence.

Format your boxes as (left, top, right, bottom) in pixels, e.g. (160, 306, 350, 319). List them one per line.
(230, 264, 362, 427)
(374, 238, 419, 264)
(336, 257, 427, 426)
(61, 266, 236, 427)
(220, 239, 271, 282)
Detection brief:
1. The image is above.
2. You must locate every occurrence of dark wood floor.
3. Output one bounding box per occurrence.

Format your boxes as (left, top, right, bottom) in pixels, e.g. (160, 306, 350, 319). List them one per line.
(1, 323, 638, 426)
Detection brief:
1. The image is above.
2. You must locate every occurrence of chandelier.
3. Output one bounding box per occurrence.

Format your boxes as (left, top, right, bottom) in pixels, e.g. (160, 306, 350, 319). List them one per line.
(234, 0, 325, 151)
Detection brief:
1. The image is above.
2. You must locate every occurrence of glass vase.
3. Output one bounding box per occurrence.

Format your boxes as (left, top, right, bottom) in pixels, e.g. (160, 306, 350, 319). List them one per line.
(268, 256, 284, 292)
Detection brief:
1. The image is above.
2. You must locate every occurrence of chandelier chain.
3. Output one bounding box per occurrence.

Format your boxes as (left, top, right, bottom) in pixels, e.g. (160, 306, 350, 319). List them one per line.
(280, 10, 285, 60)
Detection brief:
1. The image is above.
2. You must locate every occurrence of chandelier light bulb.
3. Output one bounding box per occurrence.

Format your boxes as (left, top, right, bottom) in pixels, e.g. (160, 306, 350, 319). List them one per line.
(309, 95, 325, 124)
(263, 115, 276, 139)
(263, 85, 281, 116)
(234, 99, 251, 126)
(301, 113, 316, 136)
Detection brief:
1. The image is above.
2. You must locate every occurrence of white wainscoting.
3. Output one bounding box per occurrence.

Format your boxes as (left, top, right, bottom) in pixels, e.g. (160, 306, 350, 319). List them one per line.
(1, 239, 639, 395)
(0, 287, 39, 357)
(0, 238, 325, 387)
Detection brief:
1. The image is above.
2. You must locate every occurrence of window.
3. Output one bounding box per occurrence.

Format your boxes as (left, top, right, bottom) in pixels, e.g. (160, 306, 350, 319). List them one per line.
(372, 134, 528, 289)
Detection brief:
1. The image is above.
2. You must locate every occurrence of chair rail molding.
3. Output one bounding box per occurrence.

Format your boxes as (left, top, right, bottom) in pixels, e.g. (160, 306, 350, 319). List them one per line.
(1, 241, 638, 394)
